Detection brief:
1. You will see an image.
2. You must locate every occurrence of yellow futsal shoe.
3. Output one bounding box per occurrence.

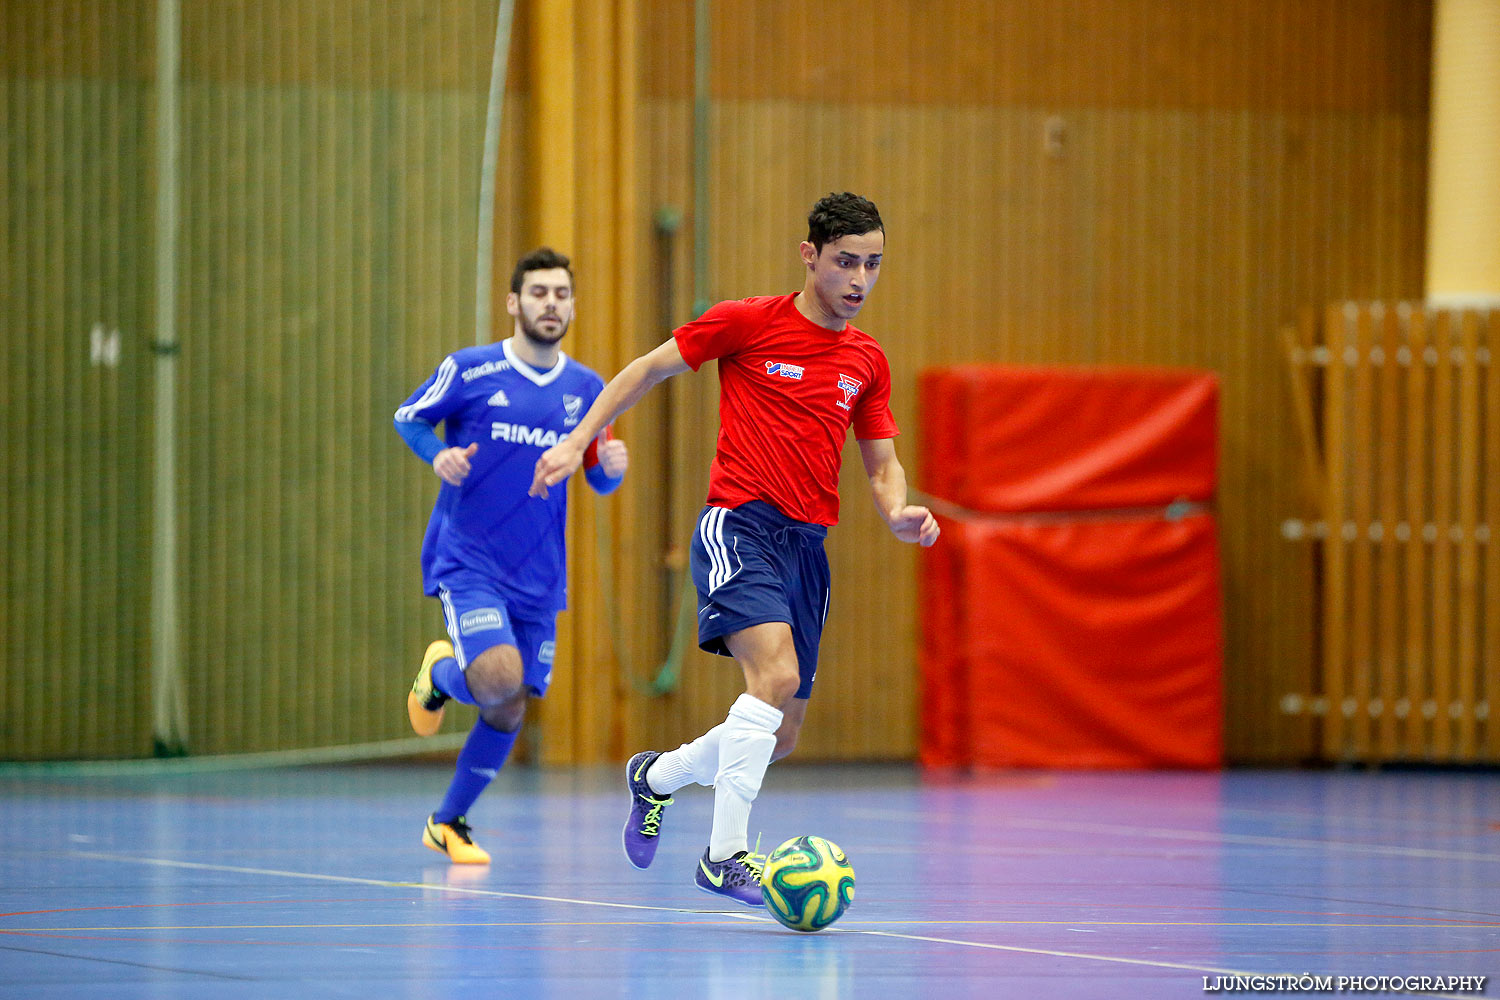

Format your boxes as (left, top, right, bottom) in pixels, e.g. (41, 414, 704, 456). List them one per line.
(407, 640, 454, 737)
(422, 814, 491, 865)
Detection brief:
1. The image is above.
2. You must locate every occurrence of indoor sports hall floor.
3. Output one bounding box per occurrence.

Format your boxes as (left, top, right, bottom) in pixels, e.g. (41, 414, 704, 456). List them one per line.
(0, 761, 1495, 998)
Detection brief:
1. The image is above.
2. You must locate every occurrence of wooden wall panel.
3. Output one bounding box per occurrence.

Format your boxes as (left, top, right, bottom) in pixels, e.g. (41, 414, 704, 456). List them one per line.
(616, 98, 745, 766)
(1, 2, 154, 759)
(647, 0, 1429, 113)
(633, 0, 1431, 764)
(88, 0, 511, 755)
(4, 0, 1436, 764)
(171, 4, 515, 752)
(530, 0, 648, 767)
(630, 109, 1426, 763)
(177, 0, 511, 92)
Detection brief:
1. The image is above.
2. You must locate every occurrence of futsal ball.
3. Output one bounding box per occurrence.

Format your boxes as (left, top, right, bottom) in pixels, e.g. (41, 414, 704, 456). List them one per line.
(760, 835, 855, 932)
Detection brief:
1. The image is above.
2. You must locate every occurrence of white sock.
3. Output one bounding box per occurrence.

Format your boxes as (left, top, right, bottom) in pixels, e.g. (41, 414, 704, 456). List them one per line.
(646, 723, 727, 796)
(708, 694, 782, 861)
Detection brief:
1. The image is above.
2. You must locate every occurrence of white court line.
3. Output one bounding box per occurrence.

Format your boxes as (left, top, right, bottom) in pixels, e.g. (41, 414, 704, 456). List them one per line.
(1004, 817, 1500, 864)
(844, 809, 1500, 864)
(51, 848, 1478, 993)
(0, 734, 471, 778)
(63, 851, 751, 918)
(843, 931, 1475, 1000)
(854, 928, 1251, 975)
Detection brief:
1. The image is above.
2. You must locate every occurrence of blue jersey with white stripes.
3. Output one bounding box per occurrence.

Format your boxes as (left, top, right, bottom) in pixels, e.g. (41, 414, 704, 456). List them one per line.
(395, 338, 607, 615)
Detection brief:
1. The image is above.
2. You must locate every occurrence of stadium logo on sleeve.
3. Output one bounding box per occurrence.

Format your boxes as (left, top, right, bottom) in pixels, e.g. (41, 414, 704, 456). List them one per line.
(563, 394, 583, 425)
(765, 361, 805, 380)
(538, 641, 556, 665)
(459, 608, 505, 633)
(836, 373, 862, 410)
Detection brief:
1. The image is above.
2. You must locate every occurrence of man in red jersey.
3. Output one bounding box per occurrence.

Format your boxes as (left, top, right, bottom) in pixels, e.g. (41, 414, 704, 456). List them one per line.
(531, 192, 939, 906)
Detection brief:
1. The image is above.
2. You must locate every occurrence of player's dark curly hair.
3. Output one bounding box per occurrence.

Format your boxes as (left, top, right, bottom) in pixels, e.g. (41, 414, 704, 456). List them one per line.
(511, 246, 573, 294)
(806, 192, 884, 253)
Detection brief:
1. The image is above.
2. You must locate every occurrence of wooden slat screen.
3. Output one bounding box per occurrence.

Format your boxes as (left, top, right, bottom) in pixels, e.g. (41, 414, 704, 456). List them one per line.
(1289, 303, 1497, 763)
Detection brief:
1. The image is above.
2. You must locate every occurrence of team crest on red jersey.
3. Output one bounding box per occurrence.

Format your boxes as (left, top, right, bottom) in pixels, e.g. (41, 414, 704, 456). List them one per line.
(836, 373, 862, 410)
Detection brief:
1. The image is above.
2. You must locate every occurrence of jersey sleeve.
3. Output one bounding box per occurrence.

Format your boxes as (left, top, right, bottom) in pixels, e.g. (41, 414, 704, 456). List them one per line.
(394, 417, 447, 464)
(852, 345, 900, 440)
(673, 299, 755, 371)
(394, 355, 463, 426)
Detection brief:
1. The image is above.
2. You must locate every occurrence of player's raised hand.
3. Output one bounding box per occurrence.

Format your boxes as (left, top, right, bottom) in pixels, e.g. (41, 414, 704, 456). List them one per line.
(888, 505, 940, 547)
(433, 442, 479, 486)
(531, 438, 584, 498)
(596, 434, 629, 478)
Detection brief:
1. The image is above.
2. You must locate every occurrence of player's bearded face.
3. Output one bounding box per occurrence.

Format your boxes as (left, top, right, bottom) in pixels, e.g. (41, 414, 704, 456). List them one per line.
(514, 268, 574, 344)
(808, 230, 884, 322)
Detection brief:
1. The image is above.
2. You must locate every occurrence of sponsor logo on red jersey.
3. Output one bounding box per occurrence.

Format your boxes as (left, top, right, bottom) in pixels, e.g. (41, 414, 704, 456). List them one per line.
(765, 361, 805, 380)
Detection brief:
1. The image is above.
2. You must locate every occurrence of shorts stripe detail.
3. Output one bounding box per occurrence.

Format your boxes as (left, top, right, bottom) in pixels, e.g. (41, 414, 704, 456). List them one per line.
(701, 506, 741, 594)
(437, 585, 468, 668)
(699, 507, 725, 592)
(710, 507, 731, 592)
(714, 508, 742, 593)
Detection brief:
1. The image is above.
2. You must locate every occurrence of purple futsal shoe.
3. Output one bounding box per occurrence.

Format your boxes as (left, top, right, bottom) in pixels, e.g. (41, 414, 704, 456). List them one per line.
(623, 751, 673, 870)
(693, 847, 767, 907)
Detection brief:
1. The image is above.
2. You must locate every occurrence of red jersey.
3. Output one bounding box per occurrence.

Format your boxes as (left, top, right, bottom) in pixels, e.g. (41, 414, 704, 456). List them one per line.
(674, 293, 899, 526)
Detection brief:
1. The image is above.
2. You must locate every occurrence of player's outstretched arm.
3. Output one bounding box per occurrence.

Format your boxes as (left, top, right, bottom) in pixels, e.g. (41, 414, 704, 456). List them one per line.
(584, 432, 629, 495)
(530, 337, 690, 498)
(857, 437, 940, 547)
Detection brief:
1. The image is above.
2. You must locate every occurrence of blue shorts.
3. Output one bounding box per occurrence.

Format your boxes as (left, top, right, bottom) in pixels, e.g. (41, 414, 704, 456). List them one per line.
(690, 500, 831, 699)
(434, 569, 557, 697)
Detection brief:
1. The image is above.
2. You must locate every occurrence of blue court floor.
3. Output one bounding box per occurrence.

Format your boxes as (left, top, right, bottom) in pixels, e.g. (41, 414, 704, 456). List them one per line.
(0, 762, 1495, 999)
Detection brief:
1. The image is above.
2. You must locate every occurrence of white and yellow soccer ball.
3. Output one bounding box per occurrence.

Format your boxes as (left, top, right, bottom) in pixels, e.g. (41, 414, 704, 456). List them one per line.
(760, 835, 855, 932)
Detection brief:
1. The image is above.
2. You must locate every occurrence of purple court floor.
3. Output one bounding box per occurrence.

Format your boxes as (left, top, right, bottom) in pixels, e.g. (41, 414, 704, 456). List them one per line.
(0, 762, 1495, 998)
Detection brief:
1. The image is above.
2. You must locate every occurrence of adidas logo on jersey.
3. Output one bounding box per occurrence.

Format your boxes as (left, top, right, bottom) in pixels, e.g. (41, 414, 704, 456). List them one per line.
(487, 389, 510, 407)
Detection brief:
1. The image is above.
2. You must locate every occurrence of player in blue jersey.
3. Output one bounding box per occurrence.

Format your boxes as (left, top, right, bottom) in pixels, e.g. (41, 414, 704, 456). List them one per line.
(393, 247, 627, 863)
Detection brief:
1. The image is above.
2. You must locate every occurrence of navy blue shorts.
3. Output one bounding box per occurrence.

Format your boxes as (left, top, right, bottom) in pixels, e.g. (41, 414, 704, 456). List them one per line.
(690, 500, 831, 699)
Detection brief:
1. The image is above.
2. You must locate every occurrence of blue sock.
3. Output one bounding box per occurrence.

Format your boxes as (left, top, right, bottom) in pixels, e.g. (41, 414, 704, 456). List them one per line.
(432, 656, 477, 706)
(435, 718, 517, 823)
